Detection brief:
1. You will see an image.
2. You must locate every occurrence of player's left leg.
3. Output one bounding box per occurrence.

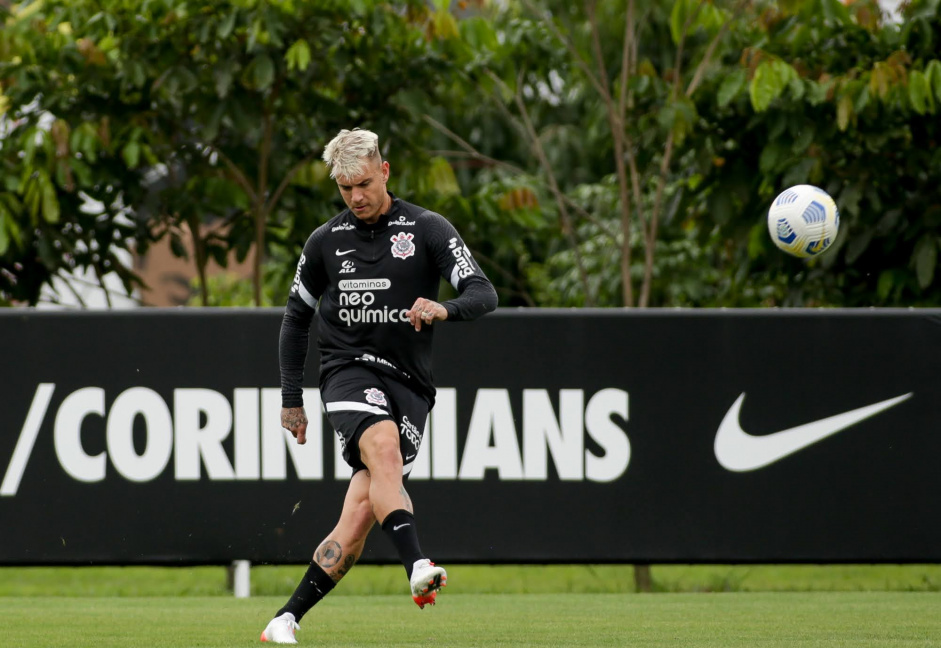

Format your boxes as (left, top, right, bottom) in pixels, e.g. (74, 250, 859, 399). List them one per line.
(359, 417, 446, 609)
(261, 470, 375, 644)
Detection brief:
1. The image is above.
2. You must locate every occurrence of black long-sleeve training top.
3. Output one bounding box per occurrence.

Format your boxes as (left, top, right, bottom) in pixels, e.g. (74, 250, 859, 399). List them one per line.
(280, 194, 498, 408)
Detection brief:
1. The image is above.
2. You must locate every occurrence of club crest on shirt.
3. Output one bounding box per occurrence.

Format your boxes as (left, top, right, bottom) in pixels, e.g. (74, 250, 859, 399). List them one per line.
(390, 232, 415, 260)
(364, 388, 387, 407)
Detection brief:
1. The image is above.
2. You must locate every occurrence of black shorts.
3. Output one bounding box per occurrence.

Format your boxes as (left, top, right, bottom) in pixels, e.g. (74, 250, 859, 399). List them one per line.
(320, 365, 429, 476)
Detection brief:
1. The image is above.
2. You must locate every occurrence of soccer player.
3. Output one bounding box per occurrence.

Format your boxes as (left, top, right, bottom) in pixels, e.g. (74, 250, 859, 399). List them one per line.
(260, 128, 498, 644)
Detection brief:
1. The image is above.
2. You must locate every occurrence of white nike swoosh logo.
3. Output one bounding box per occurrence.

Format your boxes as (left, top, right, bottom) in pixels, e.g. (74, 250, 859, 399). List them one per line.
(336, 249, 355, 256)
(714, 392, 913, 472)
(393, 523, 411, 531)
(405, 454, 415, 461)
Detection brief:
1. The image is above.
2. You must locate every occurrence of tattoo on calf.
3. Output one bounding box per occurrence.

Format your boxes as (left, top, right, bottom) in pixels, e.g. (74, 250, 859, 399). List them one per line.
(399, 485, 414, 513)
(315, 540, 342, 569)
(336, 554, 356, 579)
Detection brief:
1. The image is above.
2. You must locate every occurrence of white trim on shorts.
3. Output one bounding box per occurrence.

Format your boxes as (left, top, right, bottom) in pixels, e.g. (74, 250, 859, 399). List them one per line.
(324, 401, 389, 416)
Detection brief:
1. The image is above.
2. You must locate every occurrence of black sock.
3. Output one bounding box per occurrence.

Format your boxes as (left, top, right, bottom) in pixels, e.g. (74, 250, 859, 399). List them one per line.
(381, 509, 425, 578)
(276, 562, 336, 622)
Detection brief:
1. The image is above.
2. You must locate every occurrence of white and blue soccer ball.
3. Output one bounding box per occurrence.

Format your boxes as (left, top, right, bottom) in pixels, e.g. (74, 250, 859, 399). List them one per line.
(767, 184, 840, 258)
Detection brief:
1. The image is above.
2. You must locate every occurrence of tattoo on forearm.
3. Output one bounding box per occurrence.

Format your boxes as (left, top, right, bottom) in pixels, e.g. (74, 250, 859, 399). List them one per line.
(315, 540, 342, 569)
(399, 485, 414, 513)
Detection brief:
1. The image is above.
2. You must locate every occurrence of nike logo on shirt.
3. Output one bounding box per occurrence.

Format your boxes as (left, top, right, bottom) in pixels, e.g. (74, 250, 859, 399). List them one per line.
(393, 523, 411, 531)
(336, 249, 355, 256)
(714, 392, 913, 472)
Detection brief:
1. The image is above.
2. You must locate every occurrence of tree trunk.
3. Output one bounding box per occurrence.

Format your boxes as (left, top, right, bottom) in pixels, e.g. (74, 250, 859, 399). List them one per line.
(253, 205, 264, 307)
(186, 213, 209, 306)
(634, 564, 652, 592)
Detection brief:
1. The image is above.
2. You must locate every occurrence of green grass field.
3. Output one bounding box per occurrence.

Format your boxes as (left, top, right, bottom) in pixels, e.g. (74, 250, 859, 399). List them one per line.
(2, 566, 940, 647)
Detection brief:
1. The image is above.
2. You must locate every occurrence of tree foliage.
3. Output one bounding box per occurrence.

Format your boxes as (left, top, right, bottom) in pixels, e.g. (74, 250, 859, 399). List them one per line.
(0, 0, 448, 305)
(697, 0, 941, 306)
(2, 0, 941, 309)
(428, 0, 941, 307)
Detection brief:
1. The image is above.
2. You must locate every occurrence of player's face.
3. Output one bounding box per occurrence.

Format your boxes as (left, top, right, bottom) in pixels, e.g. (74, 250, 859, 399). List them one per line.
(336, 158, 391, 224)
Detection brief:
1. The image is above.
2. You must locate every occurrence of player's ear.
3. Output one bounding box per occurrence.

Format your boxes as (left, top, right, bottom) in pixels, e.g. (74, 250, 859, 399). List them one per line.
(381, 160, 390, 182)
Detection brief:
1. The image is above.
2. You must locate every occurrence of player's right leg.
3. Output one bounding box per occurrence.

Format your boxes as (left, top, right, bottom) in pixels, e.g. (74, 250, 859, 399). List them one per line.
(261, 470, 375, 644)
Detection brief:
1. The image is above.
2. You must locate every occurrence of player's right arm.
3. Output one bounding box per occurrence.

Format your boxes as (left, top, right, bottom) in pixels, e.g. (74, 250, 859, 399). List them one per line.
(279, 227, 329, 444)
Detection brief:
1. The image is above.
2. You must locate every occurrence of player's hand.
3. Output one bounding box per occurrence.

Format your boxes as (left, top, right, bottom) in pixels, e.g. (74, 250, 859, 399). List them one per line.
(281, 407, 309, 445)
(407, 298, 447, 332)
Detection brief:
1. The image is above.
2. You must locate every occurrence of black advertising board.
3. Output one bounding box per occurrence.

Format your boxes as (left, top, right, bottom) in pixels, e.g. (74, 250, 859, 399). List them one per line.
(1, 309, 939, 565)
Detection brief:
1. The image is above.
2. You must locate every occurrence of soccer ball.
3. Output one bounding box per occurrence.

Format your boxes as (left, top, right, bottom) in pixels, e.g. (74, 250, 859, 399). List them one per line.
(767, 184, 840, 258)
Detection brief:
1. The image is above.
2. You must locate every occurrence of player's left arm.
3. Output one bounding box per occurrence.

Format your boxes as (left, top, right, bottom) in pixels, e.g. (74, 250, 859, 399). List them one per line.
(406, 212, 497, 330)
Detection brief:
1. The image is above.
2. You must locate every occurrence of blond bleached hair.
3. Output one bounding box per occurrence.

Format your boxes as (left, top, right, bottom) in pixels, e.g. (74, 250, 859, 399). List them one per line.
(322, 128, 382, 180)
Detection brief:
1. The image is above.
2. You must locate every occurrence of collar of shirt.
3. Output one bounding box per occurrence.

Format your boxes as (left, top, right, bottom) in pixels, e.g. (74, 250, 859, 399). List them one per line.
(350, 192, 402, 233)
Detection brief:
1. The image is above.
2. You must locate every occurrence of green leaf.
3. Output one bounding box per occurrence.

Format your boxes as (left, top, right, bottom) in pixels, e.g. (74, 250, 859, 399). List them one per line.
(670, 0, 693, 45)
(208, 243, 229, 268)
(285, 39, 311, 72)
(747, 220, 767, 260)
(758, 142, 787, 174)
(707, 188, 733, 225)
(908, 70, 931, 115)
(853, 84, 871, 113)
(40, 175, 60, 224)
(838, 184, 862, 218)
(427, 157, 460, 197)
(218, 11, 238, 39)
(214, 59, 236, 98)
(717, 69, 746, 108)
(129, 60, 147, 89)
(204, 100, 227, 142)
(791, 124, 815, 154)
(23, 127, 40, 166)
(782, 158, 815, 187)
(875, 209, 902, 235)
(772, 60, 797, 85)
(806, 79, 831, 106)
(699, 3, 726, 33)
(23, 176, 41, 223)
(169, 233, 188, 260)
(122, 141, 141, 169)
(788, 77, 806, 101)
(252, 54, 275, 90)
(459, 16, 499, 51)
(869, 62, 890, 100)
(69, 158, 93, 188)
(913, 234, 937, 289)
(926, 59, 941, 101)
(876, 270, 895, 302)
(433, 9, 459, 39)
(99, 33, 119, 52)
(173, 67, 199, 95)
(820, 0, 852, 25)
(0, 209, 9, 255)
(837, 95, 853, 131)
(845, 229, 872, 264)
(750, 62, 786, 112)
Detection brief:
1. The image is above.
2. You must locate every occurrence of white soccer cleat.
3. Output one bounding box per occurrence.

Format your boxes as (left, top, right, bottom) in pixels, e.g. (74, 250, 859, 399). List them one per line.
(410, 558, 447, 609)
(260, 612, 300, 644)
